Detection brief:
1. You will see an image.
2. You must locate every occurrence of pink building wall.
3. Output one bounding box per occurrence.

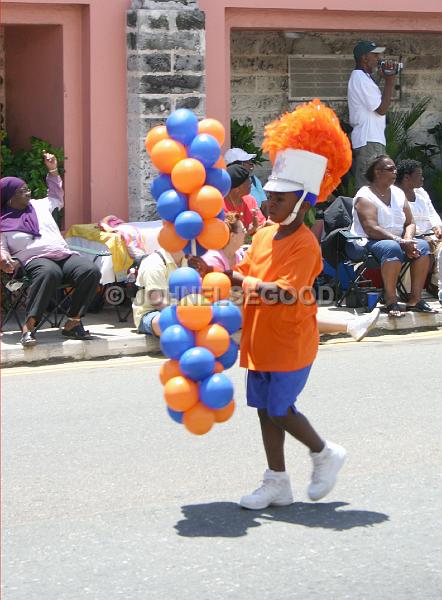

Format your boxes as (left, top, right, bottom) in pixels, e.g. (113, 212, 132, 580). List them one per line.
(198, 0, 442, 145)
(5, 25, 64, 152)
(2, 0, 131, 228)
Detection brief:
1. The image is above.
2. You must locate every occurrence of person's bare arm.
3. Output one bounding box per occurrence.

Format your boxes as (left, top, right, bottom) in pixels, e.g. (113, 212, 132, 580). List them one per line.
(356, 197, 418, 258)
(402, 200, 417, 240)
(375, 68, 396, 116)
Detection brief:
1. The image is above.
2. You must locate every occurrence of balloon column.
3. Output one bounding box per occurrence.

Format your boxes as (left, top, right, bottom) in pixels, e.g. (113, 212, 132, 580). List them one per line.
(145, 109, 242, 435)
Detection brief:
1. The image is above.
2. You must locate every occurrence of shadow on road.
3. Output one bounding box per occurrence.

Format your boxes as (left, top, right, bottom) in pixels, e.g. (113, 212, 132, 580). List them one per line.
(175, 501, 389, 538)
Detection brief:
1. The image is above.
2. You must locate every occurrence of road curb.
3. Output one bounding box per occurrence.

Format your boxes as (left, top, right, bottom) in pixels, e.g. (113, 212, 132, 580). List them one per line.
(1, 311, 440, 368)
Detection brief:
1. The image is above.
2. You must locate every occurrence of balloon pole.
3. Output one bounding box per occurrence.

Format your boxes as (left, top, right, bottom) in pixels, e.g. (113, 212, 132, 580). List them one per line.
(191, 239, 197, 256)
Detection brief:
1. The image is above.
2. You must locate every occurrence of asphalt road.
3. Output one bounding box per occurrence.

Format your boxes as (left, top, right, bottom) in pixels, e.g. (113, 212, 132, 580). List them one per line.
(2, 331, 442, 600)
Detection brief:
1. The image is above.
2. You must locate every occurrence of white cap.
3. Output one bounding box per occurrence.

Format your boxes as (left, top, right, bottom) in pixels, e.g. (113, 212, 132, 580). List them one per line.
(263, 149, 328, 194)
(224, 147, 257, 164)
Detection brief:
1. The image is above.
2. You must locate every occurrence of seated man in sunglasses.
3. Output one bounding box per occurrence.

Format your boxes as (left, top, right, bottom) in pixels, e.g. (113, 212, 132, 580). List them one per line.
(345, 155, 435, 318)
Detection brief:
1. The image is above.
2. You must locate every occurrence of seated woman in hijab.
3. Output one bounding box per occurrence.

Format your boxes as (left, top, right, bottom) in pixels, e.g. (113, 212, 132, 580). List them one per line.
(0, 153, 101, 347)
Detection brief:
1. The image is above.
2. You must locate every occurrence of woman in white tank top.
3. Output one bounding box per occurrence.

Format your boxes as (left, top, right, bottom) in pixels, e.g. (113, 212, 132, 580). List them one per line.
(345, 155, 435, 317)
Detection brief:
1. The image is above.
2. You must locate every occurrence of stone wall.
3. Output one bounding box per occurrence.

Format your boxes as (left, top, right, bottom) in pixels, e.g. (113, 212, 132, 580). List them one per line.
(231, 31, 442, 181)
(127, 0, 205, 220)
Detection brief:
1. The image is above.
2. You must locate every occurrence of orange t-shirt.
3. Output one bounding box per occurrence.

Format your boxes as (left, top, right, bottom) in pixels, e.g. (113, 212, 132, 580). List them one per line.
(235, 224, 322, 372)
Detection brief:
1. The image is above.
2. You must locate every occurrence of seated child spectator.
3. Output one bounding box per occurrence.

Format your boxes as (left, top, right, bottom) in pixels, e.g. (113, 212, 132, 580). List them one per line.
(224, 147, 268, 208)
(132, 247, 186, 336)
(224, 164, 266, 236)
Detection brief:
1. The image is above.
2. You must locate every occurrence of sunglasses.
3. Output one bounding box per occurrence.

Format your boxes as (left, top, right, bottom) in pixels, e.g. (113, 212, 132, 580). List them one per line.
(380, 165, 397, 172)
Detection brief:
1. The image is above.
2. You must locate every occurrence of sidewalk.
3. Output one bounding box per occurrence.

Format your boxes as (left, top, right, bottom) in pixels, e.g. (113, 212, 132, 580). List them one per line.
(1, 297, 441, 367)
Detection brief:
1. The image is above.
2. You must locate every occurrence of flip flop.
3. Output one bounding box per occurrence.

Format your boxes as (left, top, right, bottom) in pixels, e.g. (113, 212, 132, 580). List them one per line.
(383, 302, 406, 318)
(406, 300, 439, 314)
(61, 322, 93, 340)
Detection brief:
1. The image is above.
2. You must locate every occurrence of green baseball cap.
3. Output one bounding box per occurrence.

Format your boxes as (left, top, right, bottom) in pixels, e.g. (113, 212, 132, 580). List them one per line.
(353, 40, 386, 61)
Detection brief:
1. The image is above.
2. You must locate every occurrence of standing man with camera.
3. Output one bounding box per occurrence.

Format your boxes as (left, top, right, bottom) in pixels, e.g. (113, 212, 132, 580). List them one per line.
(348, 40, 398, 190)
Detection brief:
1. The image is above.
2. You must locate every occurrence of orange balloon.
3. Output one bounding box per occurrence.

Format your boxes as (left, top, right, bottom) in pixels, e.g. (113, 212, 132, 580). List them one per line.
(202, 272, 232, 302)
(189, 186, 224, 219)
(164, 375, 199, 412)
(159, 359, 182, 385)
(176, 294, 213, 331)
(198, 118, 226, 145)
(213, 156, 227, 169)
(145, 125, 169, 155)
(213, 399, 235, 423)
(214, 361, 224, 374)
(195, 323, 230, 357)
(183, 402, 215, 435)
(158, 222, 187, 253)
(171, 158, 206, 194)
(197, 218, 230, 251)
(151, 139, 187, 174)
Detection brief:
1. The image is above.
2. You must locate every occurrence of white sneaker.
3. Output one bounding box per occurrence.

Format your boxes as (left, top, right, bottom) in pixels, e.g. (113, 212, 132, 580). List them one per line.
(239, 470, 294, 510)
(308, 441, 346, 501)
(346, 307, 380, 342)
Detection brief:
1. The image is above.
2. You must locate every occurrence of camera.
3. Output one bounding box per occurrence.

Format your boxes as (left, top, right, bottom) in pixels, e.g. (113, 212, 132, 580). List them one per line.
(379, 59, 403, 76)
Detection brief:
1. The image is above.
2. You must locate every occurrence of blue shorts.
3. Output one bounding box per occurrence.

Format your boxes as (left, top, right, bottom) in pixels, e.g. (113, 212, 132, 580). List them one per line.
(138, 310, 161, 336)
(346, 238, 430, 266)
(246, 366, 312, 417)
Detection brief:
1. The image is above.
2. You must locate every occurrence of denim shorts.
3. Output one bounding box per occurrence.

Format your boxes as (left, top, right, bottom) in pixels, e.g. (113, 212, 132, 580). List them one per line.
(346, 238, 430, 266)
(246, 365, 312, 417)
(138, 310, 161, 336)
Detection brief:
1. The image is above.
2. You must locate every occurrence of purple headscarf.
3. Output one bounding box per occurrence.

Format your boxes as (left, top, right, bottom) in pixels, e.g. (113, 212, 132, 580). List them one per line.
(0, 177, 41, 237)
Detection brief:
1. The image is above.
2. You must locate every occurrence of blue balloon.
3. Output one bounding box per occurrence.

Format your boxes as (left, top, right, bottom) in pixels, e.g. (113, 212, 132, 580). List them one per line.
(166, 109, 198, 146)
(160, 324, 195, 360)
(212, 300, 242, 334)
(158, 305, 179, 333)
(183, 240, 206, 257)
(218, 339, 239, 369)
(200, 373, 234, 409)
(174, 211, 204, 240)
(215, 209, 225, 220)
(151, 174, 173, 200)
(167, 406, 184, 424)
(157, 189, 188, 222)
(169, 267, 202, 300)
(205, 168, 232, 197)
(179, 347, 216, 381)
(188, 134, 221, 168)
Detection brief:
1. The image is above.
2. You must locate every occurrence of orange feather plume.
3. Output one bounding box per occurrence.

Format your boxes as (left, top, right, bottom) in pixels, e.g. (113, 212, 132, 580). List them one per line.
(262, 99, 352, 202)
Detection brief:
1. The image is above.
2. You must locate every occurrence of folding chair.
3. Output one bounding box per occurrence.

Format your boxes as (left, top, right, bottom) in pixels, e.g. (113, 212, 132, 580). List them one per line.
(1, 244, 109, 333)
(321, 196, 411, 308)
(1, 271, 31, 330)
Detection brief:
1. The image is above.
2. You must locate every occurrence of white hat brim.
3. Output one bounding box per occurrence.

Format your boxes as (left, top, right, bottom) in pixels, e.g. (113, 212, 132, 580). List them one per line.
(263, 179, 303, 193)
(371, 47, 386, 53)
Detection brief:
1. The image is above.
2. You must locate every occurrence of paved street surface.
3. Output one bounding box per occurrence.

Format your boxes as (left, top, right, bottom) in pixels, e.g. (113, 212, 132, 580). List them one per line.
(2, 331, 442, 600)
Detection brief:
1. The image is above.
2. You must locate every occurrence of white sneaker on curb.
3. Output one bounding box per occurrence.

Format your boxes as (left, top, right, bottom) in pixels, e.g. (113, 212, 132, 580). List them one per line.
(308, 441, 346, 501)
(346, 308, 380, 342)
(239, 470, 294, 510)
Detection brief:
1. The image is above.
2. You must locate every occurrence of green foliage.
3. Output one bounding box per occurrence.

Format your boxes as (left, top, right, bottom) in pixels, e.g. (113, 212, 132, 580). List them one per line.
(385, 97, 432, 164)
(303, 206, 316, 229)
(230, 119, 267, 165)
(335, 172, 356, 199)
(0, 132, 65, 198)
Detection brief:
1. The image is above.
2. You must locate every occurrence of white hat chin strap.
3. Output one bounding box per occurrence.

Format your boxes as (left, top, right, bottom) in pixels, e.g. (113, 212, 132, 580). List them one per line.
(280, 190, 308, 226)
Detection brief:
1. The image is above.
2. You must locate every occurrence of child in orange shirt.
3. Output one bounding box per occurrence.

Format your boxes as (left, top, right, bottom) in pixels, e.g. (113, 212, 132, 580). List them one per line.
(192, 101, 352, 509)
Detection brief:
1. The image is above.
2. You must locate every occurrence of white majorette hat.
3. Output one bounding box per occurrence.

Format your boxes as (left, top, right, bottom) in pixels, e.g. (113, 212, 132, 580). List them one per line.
(263, 149, 328, 195)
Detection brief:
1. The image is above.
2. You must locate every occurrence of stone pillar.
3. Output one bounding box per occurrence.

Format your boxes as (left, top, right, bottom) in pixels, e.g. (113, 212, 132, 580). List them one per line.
(127, 0, 205, 221)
